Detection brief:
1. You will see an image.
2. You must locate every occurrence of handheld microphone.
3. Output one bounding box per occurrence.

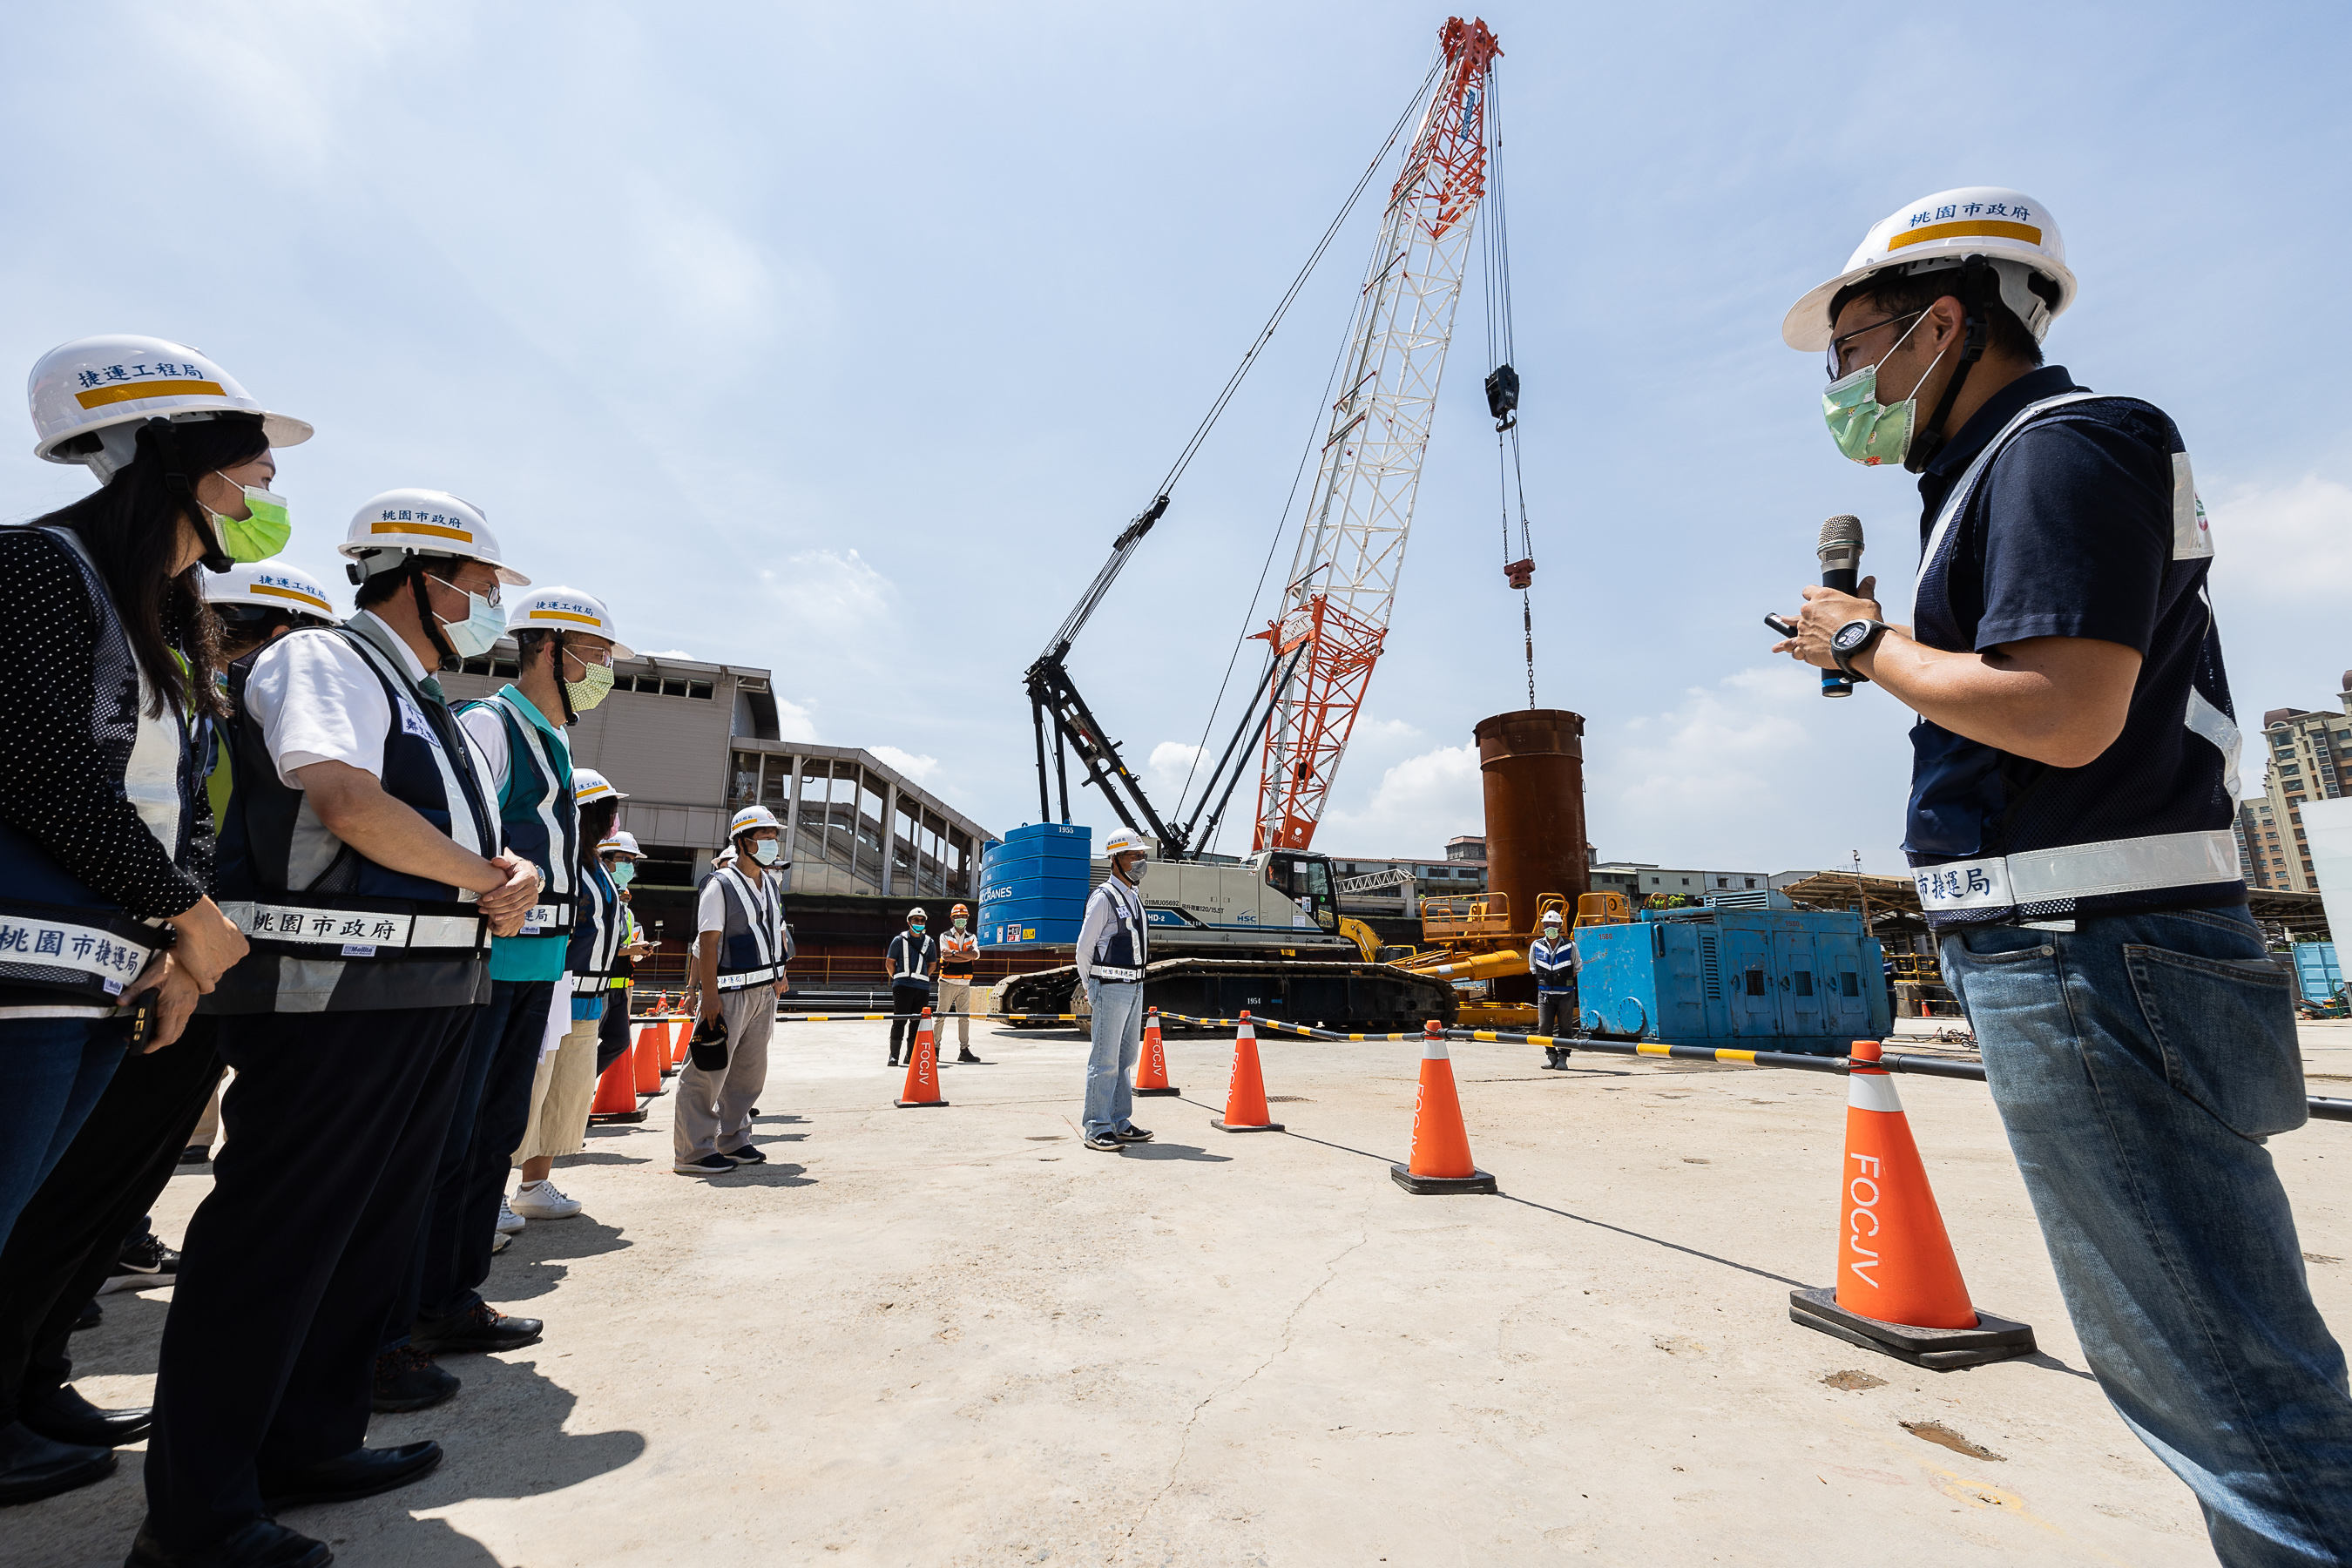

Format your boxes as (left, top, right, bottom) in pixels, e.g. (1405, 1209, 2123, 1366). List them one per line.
(1816, 514, 1864, 699)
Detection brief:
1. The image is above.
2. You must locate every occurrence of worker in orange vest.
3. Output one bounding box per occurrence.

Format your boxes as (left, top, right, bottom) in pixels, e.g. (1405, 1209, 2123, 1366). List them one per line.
(937, 903, 983, 1064)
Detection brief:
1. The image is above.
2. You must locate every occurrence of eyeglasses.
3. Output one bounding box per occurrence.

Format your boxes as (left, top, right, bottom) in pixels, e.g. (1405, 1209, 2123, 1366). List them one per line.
(1825, 310, 1925, 382)
(566, 644, 615, 669)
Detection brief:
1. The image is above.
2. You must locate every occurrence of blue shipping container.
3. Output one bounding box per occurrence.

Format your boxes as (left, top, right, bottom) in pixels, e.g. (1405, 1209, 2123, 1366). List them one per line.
(1572, 907, 1889, 1057)
(2292, 942, 2342, 1004)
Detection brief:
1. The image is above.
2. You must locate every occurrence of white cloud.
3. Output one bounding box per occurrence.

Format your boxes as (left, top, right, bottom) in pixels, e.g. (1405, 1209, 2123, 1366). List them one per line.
(869, 745, 939, 783)
(773, 696, 821, 744)
(2208, 474, 2352, 605)
(760, 549, 895, 639)
(1146, 740, 1204, 800)
(1317, 744, 1484, 854)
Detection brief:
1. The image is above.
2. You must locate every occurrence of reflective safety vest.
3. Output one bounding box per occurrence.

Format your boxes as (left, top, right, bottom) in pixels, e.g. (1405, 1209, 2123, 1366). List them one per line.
(466, 687, 576, 936)
(1085, 877, 1148, 983)
(889, 929, 936, 983)
(0, 526, 198, 1008)
(938, 929, 979, 977)
(1528, 936, 1578, 993)
(568, 857, 623, 995)
(705, 862, 789, 990)
(210, 618, 499, 1013)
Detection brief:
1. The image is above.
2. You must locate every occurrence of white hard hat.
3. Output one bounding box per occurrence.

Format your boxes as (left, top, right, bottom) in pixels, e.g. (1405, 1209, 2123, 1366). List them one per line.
(908, 906, 929, 920)
(337, 489, 531, 587)
(573, 768, 628, 805)
(506, 586, 633, 658)
(29, 335, 313, 476)
(1541, 908, 1564, 924)
(1782, 188, 2077, 352)
(597, 830, 646, 858)
(202, 561, 340, 621)
(1103, 829, 1154, 859)
(728, 805, 783, 839)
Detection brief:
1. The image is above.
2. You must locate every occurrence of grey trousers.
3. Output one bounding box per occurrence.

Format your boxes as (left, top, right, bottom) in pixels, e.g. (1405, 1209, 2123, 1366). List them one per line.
(673, 984, 774, 1161)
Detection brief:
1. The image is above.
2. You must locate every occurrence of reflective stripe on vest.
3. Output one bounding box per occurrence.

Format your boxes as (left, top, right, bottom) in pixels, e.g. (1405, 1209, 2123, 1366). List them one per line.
(477, 689, 576, 935)
(1913, 828, 2240, 912)
(710, 864, 783, 989)
(568, 860, 624, 992)
(1088, 879, 1147, 983)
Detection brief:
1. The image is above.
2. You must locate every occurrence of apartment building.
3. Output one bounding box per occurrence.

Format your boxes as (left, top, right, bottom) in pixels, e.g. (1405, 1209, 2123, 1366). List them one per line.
(2254, 670, 2352, 893)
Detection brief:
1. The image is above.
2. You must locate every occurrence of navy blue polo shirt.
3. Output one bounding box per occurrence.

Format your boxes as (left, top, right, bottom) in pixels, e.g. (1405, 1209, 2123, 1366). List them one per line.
(1903, 365, 2246, 927)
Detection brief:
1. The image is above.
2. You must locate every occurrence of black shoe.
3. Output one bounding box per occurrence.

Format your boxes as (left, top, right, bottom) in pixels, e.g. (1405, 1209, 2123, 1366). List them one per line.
(956, 1051, 983, 1064)
(410, 1302, 542, 1355)
(674, 1153, 738, 1176)
(177, 1145, 211, 1166)
(125, 1517, 330, 1568)
(718, 1144, 766, 1165)
(887, 1054, 900, 1068)
(71, 1299, 101, 1333)
(0, 1418, 114, 1506)
(257, 1440, 441, 1513)
(1112, 1125, 1154, 1143)
(20, 1382, 149, 1447)
(371, 1348, 460, 1414)
(1085, 1133, 1125, 1152)
(118, 1232, 181, 1276)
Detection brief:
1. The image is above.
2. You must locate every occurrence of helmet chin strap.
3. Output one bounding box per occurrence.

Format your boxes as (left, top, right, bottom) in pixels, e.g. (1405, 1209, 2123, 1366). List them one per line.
(409, 565, 461, 672)
(142, 417, 233, 574)
(551, 632, 578, 727)
(1903, 255, 1992, 475)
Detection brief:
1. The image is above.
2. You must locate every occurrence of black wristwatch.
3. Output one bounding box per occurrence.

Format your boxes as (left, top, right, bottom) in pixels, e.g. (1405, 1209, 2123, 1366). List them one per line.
(1830, 618, 1890, 677)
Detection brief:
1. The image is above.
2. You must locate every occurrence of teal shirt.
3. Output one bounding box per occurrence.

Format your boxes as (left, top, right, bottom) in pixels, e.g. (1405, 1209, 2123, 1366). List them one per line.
(476, 686, 574, 984)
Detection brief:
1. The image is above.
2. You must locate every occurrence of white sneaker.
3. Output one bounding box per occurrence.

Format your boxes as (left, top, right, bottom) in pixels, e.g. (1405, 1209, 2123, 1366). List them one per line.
(510, 1179, 583, 1220)
(496, 1197, 527, 1234)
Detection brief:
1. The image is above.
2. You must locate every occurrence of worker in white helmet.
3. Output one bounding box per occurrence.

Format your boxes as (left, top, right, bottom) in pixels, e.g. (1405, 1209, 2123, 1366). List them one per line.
(1073, 830, 1156, 1152)
(678, 806, 792, 1175)
(1774, 190, 2352, 1552)
(1527, 909, 1578, 1069)
(0, 335, 302, 1516)
(146, 486, 543, 1549)
(884, 906, 937, 1068)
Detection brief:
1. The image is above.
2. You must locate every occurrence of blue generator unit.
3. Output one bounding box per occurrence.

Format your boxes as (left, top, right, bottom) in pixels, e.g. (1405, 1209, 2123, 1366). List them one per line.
(976, 822, 1091, 950)
(1572, 905, 1889, 1057)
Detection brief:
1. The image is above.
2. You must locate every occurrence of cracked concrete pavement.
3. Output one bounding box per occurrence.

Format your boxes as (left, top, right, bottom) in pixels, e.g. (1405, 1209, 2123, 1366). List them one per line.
(10, 1017, 2349, 1565)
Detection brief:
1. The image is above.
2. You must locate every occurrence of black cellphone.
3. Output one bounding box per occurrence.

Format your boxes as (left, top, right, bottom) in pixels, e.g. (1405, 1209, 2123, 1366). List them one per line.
(119, 988, 161, 1049)
(1764, 613, 1798, 638)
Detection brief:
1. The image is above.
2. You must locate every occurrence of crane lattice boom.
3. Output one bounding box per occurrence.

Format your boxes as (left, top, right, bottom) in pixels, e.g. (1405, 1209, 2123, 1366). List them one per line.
(1252, 17, 1501, 852)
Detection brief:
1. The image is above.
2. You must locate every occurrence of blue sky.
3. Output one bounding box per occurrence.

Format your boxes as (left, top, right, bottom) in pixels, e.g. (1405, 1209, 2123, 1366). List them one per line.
(5, 2, 2346, 875)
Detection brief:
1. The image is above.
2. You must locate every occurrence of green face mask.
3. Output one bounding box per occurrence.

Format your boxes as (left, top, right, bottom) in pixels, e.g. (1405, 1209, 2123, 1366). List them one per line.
(1821, 313, 1942, 467)
(203, 484, 292, 564)
(605, 858, 636, 889)
(564, 659, 615, 713)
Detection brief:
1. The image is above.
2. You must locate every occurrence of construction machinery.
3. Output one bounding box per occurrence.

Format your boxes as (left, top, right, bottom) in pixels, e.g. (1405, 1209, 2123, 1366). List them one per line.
(1002, 17, 1511, 1031)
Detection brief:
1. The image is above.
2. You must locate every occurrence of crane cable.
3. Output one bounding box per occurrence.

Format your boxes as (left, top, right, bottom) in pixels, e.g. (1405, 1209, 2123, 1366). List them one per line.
(1168, 50, 1449, 830)
(1479, 67, 1538, 710)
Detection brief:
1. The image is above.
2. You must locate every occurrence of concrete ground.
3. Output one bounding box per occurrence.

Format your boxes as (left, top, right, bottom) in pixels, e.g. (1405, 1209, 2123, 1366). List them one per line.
(13, 1017, 2351, 1567)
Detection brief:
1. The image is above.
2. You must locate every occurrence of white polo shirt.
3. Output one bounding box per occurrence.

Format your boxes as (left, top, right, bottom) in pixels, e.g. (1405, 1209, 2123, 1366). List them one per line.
(241, 611, 431, 786)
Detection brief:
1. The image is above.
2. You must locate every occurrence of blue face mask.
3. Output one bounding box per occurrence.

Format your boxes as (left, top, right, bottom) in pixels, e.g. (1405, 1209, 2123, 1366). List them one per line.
(436, 582, 506, 659)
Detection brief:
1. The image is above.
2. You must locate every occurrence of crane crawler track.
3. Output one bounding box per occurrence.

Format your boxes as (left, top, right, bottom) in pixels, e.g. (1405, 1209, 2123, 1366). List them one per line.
(1001, 956, 1457, 1035)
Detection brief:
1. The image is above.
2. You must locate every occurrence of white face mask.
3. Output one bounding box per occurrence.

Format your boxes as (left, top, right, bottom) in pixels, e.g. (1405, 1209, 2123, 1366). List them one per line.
(750, 838, 781, 866)
(436, 584, 505, 659)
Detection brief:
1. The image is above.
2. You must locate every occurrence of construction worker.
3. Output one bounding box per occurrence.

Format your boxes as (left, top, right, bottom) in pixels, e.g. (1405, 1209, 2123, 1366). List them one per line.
(149, 487, 541, 1560)
(1528, 909, 1578, 1068)
(0, 337, 299, 1511)
(679, 806, 790, 1175)
(936, 902, 983, 1063)
(884, 907, 936, 1068)
(591, 829, 655, 1078)
(1776, 186, 2352, 1559)
(1073, 830, 1154, 1152)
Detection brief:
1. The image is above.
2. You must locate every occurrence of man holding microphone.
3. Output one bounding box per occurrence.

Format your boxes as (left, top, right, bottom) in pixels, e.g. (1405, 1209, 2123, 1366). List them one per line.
(1774, 187, 2349, 1560)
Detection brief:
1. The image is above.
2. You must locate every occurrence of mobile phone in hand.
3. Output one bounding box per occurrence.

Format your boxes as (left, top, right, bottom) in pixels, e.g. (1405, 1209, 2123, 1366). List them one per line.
(120, 988, 161, 1050)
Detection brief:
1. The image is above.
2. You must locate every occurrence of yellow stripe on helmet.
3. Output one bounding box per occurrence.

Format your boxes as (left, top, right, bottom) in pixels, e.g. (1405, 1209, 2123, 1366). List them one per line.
(73, 378, 227, 409)
(525, 609, 603, 626)
(370, 520, 475, 542)
(250, 584, 335, 612)
(1887, 219, 2044, 252)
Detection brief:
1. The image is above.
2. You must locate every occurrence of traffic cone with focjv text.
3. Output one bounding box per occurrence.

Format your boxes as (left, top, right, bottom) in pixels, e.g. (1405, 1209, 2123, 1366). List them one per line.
(1212, 1011, 1282, 1132)
(1390, 1021, 1497, 1193)
(1134, 1008, 1179, 1097)
(588, 1047, 646, 1123)
(895, 1007, 949, 1108)
(1789, 1040, 2034, 1369)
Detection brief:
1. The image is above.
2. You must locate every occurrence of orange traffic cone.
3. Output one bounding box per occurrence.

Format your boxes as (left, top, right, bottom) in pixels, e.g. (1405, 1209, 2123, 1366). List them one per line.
(1212, 1011, 1283, 1132)
(1390, 1021, 1496, 1193)
(633, 1022, 665, 1096)
(1789, 1040, 2033, 1369)
(668, 1015, 689, 1067)
(895, 1006, 948, 1108)
(1134, 1008, 1179, 1097)
(588, 1048, 647, 1123)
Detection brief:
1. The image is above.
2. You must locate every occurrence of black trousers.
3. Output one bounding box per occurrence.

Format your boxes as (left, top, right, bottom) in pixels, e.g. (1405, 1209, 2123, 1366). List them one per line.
(1536, 990, 1578, 1040)
(385, 979, 552, 1344)
(0, 1017, 223, 1425)
(594, 990, 633, 1076)
(145, 1004, 473, 1551)
(887, 983, 932, 1054)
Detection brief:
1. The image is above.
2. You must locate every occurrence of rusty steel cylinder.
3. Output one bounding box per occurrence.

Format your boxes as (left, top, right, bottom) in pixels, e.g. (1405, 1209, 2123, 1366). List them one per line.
(1474, 709, 1591, 939)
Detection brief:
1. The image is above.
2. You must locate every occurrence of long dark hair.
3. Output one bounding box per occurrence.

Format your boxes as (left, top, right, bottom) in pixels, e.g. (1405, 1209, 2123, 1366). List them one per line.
(579, 797, 621, 867)
(32, 415, 269, 720)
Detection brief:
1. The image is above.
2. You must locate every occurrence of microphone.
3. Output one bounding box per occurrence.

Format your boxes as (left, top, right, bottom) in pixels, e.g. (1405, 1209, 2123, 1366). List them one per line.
(1816, 514, 1864, 699)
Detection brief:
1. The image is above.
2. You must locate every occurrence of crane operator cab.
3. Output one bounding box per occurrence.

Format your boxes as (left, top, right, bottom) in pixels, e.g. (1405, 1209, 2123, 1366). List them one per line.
(1249, 850, 1338, 934)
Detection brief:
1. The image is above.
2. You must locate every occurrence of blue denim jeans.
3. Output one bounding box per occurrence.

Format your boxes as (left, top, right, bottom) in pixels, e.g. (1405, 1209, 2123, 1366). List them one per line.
(1081, 979, 1143, 1139)
(0, 1017, 125, 1254)
(1943, 905, 2352, 1565)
